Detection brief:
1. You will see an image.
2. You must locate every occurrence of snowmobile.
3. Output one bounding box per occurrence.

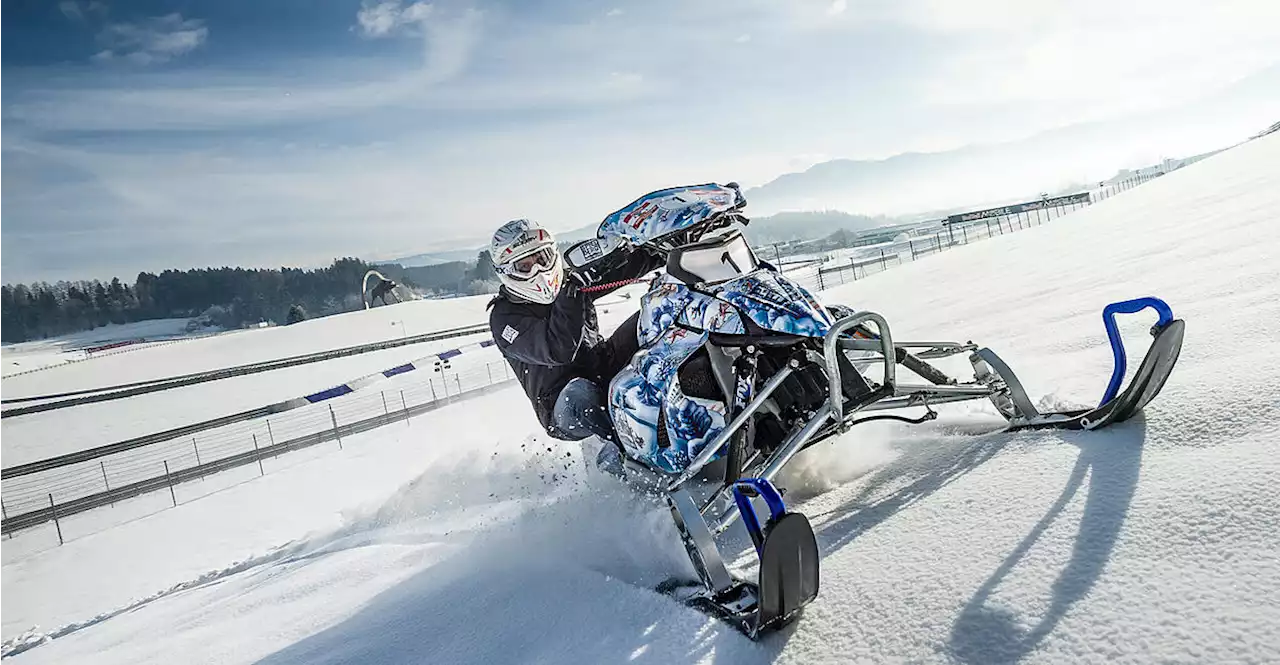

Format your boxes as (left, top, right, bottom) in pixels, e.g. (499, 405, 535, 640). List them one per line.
(562, 183, 1185, 640)
(362, 269, 405, 308)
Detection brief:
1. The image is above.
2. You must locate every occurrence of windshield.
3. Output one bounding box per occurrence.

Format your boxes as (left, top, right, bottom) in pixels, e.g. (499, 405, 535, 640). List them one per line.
(669, 231, 760, 284)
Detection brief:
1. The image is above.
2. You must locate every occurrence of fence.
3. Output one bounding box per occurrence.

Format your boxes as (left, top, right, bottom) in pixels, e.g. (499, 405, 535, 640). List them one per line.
(1, 323, 490, 417)
(1, 355, 516, 538)
(800, 173, 1161, 290)
(0, 170, 1165, 540)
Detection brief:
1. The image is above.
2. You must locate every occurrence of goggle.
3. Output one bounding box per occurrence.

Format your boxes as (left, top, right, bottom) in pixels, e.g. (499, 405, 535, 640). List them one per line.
(500, 246, 557, 278)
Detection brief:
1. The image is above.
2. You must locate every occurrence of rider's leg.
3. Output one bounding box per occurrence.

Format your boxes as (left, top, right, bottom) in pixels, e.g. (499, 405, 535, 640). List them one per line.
(550, 378, 625, 477)
(550, 378, 617, 442)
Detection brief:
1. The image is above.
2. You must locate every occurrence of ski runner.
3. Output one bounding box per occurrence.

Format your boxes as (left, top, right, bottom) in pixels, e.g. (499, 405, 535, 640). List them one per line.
(486, 218, 663, 474)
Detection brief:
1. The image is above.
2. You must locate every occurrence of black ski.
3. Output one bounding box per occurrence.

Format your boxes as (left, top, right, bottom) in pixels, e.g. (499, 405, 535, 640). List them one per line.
(1010, 317, 1185, 431)
(655, 479, 819, 640)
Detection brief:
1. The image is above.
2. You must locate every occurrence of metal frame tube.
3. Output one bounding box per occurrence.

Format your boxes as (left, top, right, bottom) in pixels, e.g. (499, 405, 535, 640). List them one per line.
(669, 489, 734, 593)
(856, 392, 994, 413)
(712, 404, 833, 534)
(757, 404, 833, 483)
(667, 364, 795, 491)
(893, 342, 978, 359)
(893, 341, 971, 349)
(838, 339, 974, 361)
(892, 383, 997, 397)
(825, 312, 895, 425)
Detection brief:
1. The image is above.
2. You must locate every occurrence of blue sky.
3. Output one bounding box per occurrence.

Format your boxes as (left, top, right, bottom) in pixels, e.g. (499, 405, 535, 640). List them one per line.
(4, 0, 1278, 283)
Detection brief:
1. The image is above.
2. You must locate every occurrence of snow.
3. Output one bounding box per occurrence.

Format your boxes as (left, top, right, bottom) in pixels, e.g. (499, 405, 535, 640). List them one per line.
(4, 132, 1280, 663)
(1, 334, 491, 465)
(0, 289, 646, 466)
(1, 318, 224, 378)
(0, 297, 494, 398)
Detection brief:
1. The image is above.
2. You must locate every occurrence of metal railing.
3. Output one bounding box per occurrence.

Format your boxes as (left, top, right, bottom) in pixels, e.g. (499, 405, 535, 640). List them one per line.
(799, 175, 1159, 290)
(1, 356, 515, 538)
(1, 323, 490, 417)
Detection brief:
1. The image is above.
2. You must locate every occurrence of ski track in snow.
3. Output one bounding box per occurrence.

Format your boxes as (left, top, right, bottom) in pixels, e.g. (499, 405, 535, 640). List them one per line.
(4, 133, 1280, 664)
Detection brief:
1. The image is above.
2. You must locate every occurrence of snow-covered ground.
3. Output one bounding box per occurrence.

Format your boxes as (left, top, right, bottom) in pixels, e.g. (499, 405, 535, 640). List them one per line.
(1, 285, 650, 399)
(1, 318, 226, 377)
(0, 286, 648, 466)
(1, 332, 492, 465)
(0, 298, 492, 398)
(3, 132, 1279, 663)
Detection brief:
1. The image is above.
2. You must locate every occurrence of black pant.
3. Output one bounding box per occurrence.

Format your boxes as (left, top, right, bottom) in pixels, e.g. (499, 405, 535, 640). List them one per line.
(597, 310, 642, 383)
(549, 310, 641, 442)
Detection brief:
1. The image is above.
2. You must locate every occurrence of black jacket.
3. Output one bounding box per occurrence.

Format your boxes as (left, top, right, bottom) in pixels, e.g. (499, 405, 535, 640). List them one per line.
(488, 249, 663, 433)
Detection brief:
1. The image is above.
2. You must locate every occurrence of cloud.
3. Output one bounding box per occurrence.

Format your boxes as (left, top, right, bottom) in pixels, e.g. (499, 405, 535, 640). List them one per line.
(357, 0, 435, 38)
(5, 0, 1279, 282)
(93, 13, 208, 65)
(58, 0, 107, 22)
(59, 1, 84, 21)
(827, 0, 848, 17)
(352, 1, 481, 88)
(412, 6, 482, 85)
(884, 0, 1280, 119)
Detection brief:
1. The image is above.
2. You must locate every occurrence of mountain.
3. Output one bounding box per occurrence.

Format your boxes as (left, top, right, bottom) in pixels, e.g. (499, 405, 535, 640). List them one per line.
(742, 133, 1164, 218)
(739, 210, 889, 244)
(380, 248, 485, 268)
(745, 67, 1279, 217)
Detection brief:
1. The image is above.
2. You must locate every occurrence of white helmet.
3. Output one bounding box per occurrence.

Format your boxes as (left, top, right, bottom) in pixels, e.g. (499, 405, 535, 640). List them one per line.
(490, 218, 565, 304)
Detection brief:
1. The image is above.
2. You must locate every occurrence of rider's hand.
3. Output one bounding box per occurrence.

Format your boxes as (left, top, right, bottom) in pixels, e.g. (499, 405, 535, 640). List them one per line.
(569, 264, 603, 288)
(564, 270, 592, 298)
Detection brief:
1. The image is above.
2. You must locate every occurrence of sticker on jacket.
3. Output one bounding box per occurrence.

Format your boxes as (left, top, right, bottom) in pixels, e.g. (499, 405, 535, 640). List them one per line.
(502, 325, 520, 343)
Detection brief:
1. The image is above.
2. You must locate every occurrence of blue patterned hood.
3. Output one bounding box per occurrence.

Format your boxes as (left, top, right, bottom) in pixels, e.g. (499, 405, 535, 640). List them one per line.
(713, 271, 834, 338)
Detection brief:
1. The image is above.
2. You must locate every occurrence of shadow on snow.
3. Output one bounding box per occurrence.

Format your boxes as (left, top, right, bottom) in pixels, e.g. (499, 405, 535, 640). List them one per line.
(793, 414, 1144, 664)
(946, 419, 1146, 664)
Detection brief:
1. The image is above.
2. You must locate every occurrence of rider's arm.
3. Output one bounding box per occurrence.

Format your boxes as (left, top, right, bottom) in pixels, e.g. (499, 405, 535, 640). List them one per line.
(623, 247, 667, 280)
(582, 248, 665, 300)
(491, 285, 588, 366)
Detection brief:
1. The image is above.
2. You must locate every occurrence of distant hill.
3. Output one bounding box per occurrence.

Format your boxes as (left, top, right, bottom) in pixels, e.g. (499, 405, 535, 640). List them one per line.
(739, 210, 890, 244)
(383, 248, 485, 268)
(741, 79, 1272, 218)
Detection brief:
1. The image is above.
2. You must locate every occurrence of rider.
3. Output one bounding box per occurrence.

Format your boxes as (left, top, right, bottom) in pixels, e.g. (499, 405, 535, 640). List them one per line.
(486, 219, 663, 466)
(369, 275, 399, 306)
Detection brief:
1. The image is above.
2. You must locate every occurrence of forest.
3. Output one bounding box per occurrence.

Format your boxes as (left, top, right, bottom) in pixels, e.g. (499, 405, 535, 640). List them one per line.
(1, 254, 499, 343)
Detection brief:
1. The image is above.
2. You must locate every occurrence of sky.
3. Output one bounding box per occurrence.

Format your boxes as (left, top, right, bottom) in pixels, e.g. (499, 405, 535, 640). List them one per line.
(3, 0, 1278, 283)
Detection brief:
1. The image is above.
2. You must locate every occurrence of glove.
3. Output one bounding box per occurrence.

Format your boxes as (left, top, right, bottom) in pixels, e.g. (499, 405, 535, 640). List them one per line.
(567, 267, 595, 288)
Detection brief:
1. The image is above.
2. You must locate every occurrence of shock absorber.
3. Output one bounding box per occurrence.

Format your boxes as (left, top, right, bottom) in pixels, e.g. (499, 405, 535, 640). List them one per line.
(724, 349, 760, 484)
(896, 347, 956, 386)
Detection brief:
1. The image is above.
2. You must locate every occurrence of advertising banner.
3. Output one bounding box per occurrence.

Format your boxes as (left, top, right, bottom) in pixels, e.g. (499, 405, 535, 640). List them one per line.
(945, 192, 1091, 225)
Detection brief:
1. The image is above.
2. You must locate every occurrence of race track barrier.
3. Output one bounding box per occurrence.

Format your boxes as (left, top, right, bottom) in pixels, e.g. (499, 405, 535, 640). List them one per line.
(1, 323, 490, 416)
(1, 338, 516, 537)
